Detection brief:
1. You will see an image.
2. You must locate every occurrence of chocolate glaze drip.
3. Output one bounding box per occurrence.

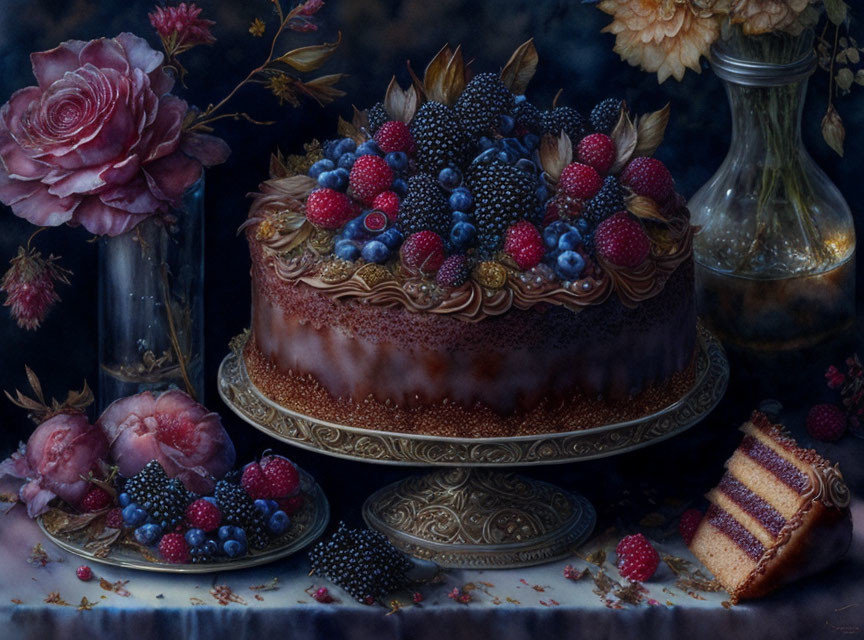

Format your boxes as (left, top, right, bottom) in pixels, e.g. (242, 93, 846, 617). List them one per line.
(706, 503, 766, 561)
(718, 473, 787, 538)
(739, 435, 809, 494)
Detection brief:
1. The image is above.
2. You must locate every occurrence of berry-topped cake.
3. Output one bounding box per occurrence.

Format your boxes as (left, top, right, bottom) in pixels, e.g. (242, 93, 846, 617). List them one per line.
(689, 412, 852, 603)
(242, 42, 697, 436)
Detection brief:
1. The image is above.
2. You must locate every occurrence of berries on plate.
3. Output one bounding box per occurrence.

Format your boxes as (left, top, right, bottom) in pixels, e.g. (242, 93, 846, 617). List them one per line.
(679, 508, 703, 545)
(576, 133, 616, 175)
(594, 212, 651, 268)
(806, 404, 847, 442)
(372, 190, 400, 221)
(186, 498, 222, 532)
(373, 120, 416, 154)
(503, 220, 544, 270)
(158, 533, 189, 564)
(80, 484, 112, 512)
(305, 188, 354, 229)
(400, 231, 445, 274)
(260, 454, 300, 498)
(349, 155, 394, 205)
(616, 533, 660, 582)
(621, 157, 674, 203)
(558, 162, 602, 200)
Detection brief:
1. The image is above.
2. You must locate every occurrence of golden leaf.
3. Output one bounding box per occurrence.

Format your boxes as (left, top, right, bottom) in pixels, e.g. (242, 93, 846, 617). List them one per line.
(609, 107, 637, 174)
(500, 38, 539, 95)
(275, 32, 342, 73)
(41, 509, 105, 535)
(441, 45, 468, 106)
(539, 132, 573, 182)
(423, 44, 467, 106)
(284, 222, 313, 253)
(266, 175, 318, 200)
(626, 195, 668, 222)
(269, 149, 291, 179)
(822, 104, 845, 157)
(337, 116, 364, 143)
(634, 104, 670, 158)
(302, 74, 348, 106)
(351, 105, 369, 133)
(384, 77, 420, 123)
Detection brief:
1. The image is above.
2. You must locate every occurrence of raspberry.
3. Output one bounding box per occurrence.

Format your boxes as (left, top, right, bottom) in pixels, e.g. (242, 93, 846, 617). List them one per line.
(260, 455, 300, 498)
(349, 155, 393, 205)
(278, 494, 305, 515)
(399, 231, 445, 275)
(76, 565, 93, 581)
(305, 188, 354, 229)
(241, 462, 271, 499)
(106, 508, 124, 529)
(576, 133, 615, 175)
(615, 533, 659, 582)
(806, 404, 847, 442)
(679, 509, 703, 545)
(435, 255, 471, 288)
(621, 157, 674, 203)
(185, 498, 222, 532)
(80, 485, 112, 512)
(594, 212, 651, 268)
(373, 120, 416, 154)
(372, 190, 400, 221)
(558, 163, 602, 200)
(503, 220, 544, 270)
(158, 532, 189, 564)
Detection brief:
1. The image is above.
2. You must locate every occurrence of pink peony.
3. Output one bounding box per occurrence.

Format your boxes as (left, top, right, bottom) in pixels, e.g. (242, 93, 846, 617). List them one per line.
(149, 3, 216, 49)
(0, 412, 108, 517)
(0, 33, 229, 237)
(97, 390, 235, 494)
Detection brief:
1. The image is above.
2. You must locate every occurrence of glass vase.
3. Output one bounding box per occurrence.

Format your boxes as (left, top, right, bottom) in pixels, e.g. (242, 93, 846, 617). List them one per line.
(689, 28, 855, 353)
(98, 177, 205, 410)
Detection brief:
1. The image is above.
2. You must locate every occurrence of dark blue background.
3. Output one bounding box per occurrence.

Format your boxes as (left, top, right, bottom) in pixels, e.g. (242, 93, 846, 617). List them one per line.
(0, 1, 861, 517)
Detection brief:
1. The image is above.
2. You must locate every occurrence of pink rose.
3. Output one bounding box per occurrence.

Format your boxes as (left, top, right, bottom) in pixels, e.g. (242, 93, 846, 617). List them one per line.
(97, 390, 235, 494)
(0, 412, 108, 517)
(0, 33, 229, 236)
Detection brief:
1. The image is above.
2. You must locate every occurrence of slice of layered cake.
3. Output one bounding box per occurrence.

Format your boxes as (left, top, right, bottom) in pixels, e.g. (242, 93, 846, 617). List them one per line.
(690, 411, 852, 603)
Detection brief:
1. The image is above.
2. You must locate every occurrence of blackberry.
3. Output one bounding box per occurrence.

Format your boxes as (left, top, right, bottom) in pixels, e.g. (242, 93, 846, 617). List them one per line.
(583, 175, 624, 225)
(512, 101, 541, 133)
(398, 173, 450, 237)
(467, 159, 540, 256)
(214, 480, 270, 550)
(541, 106, 586, 142)
(222, 469, 242, 485)
(410, 101, 471, 174)
(456, 72, 515, 137)
(308, 522, 414, 603)
(124, 461, 191, 529)
(590, 98, 623, 134)
(366, 102, 389, 135)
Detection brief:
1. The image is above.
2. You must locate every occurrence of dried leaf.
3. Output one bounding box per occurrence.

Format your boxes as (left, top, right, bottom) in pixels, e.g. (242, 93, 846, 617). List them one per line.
(351, 105, 369, 133)
(591, 570, 621, 598)
(384, 77, 420, 123)
(610, 108, 637, 174)
(423, 44, 454, 103)
(423, 44, 467, 106)
(846, 47, 860, 64)
(856, 69, 864, 86)
(581, 548, 607, 567)
(500, 38, 538, 95)
(551, 88, 563, 109)
(301, 74, 348, 106)
(25, 366, 45, 404)
(284, 222, 313, 252)
(274, 32, 341, 72)
(836, 68, 855, 91)
(539, 132, 573, 182)
(824, 0, 848, 26)
(441, 46, 468, 106)
(822, 104, 845, 157)
(627, 195, 668, 222)
(634, 104, 670, 158)
(269, 149, 291, 179)
(337, 115, 364, 143)
(41, 509, 105, 535)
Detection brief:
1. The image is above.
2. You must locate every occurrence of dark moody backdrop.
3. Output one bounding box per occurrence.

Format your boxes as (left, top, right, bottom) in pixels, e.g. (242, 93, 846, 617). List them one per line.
(0, 1, 862, 507)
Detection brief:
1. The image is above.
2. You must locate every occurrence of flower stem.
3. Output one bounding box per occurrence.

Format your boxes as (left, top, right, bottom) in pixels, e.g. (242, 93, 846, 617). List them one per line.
(160, 263, 197, 400)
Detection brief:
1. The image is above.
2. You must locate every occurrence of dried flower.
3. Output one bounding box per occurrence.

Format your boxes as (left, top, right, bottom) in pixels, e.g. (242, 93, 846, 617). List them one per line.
(297, 0, 325, 16)
(729, 0, 815, 36)
(149, 2, 216, 51)
(249, 18, 267, 37)
(598, 0, 720, 82)
(1, 246, 71, 330)
(826, 365, 846, 389)
(267, 73, 299, 106)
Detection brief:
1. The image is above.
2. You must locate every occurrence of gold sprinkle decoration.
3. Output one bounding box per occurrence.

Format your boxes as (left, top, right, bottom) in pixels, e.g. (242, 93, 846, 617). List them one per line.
(318, 259, 354, 283)
(307, 227, 335, 254)
(256, 219, 276, 241)
(356, 263, 393, 288)
(472, 261, 508, 289)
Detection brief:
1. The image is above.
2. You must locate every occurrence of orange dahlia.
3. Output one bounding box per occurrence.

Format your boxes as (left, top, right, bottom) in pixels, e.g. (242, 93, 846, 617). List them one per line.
(728, 0, 815, 36)
(599, 0, 721, 83)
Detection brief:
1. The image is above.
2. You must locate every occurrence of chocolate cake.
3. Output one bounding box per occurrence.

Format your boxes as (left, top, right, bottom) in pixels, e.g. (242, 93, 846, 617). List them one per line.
(689, 412, 852, 603)
(241, 42, 699, 436)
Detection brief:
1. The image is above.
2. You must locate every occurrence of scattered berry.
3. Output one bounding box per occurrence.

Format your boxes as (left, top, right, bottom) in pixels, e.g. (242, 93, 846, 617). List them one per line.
(448, 587, 472, 604)
(80, 484, 112, 512)
(400, 231, 445, 274)
(241, 462, 271, 500)
(349, 155, 394, 205)
(504, 220, 544, 270)
(372, 191, 400, 221)
(679, 508, 703, 545)
(313, 586, 335, 603)
(185, 498, 222, 532)
(374, 120, 416, 154)
(563, 564, 585, 580)
(806, 404, 847, 442)
(260, 455, 300, 498)
(412, 592, 424, 604)
(621, 157, 675, 203)
(436, 254, 471, 288)
(76, 565, 93, 581)
(616, 533, 660, 582)
(558, 163, 602, 200)
(594, 212, 651, 268)
(438, 167, 463, 191)
(305, 188, 354, 229)
(158, 532, 189, 564)
(576, 133, 616, 175)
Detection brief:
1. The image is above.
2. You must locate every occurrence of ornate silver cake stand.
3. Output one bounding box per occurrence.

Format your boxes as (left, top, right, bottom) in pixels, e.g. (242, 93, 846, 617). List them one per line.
(218, 325, 728, 568)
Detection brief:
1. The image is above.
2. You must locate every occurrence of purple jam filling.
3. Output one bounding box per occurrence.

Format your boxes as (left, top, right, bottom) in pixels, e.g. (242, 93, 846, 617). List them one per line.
(706, 503, 765, 561)
(718, 474, 787, 538)
(739, 435, 809, 494)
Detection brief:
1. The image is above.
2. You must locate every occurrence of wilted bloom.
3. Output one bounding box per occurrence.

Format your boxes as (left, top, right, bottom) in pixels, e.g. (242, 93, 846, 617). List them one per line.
(97, 390, 235, 494)
(0, 34, 229, 237)
(1, 246, 71, 330)
(729, 0, 814, 36)
(599, 0, 720, 83)
(297, 0, 325, 16)
(149, 2, 216, 50)
(825, 365, 846, 390)
(0, 412, 108, 517)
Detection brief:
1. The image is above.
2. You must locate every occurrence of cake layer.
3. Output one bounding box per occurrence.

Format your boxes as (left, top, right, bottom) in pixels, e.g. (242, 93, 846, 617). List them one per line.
(726, 451, 802, 519)
(705, 503, 765, 561)
(708, 489, 774, 547)
(716, 473, 786, 538)
(690, 518, 757, 591)
(737, 435, 809, 495)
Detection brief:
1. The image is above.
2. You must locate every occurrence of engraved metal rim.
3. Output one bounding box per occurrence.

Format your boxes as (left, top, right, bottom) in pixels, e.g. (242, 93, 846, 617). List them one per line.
(37, 469, 330, 574)
(217, 324, 728, 466)
(710, 42, 817, 86)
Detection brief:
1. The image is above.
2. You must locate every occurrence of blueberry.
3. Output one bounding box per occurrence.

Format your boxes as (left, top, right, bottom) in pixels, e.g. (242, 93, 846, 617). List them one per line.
(523, 133, 540, 150)
(379, 228, 403, 250)
(450, 221, 477, 249)
(385, 151, 408, 171)
(323, 139, 341, 161)
(535, 184, 550, 203)
(223, 539, 243, 558)
(342, 216, 368, 241)
(497, 150, 515, 164)
(438, 167, 462, 190)
(516, 158, 538, 175)
(477, 136, 496, 151)
(268, 510, 290, 535)
(498, 114, 515, 135)
(501, 137, 527, 157)
(122, 504, 147, 527)
(203, 539, 218, 555)
(185, 528, 206, 548)
(265, 499, 279, 513)
(309, 158, 335, 178)
(254, 499, 273, 518)
(544, 248, 562, 266)
(117, 492, 131, 508)
(391, 178, 408, 198)
(361, 240, 390, 264)
(317, 170, 341, 190)
(231, 527, 247, 542)
(449, 188, 473, 212)
(472, 148, 498, 165)
(335, 137, 357, 156)
(332, 167, 350, 191)
(217, 525, 234, 542)
(576, 218, 591, 235)
(543, 221, 568, 250)
(357, 140, 381, 156)
(334, 239, 361, 261)
(134, 523, 162, 546)
(558, 229, 583, 252)
(514, 94, 527, 104)
(451, 211, 473, 224)
(337, 152, 356, 170)
(557, 250, 586, 280)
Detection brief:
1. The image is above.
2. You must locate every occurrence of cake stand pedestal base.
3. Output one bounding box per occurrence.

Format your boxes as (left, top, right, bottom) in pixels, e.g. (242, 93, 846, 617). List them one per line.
(362, 468, 595, 569)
